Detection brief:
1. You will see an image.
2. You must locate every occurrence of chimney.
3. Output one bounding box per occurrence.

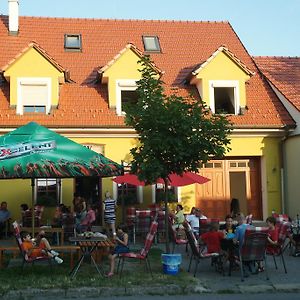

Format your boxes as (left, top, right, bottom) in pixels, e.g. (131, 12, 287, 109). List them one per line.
(8, 0, 19, 35)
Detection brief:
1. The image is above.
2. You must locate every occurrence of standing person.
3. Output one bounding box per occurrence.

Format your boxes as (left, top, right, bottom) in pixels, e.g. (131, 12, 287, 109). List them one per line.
(0, 201, 11, 238)
(106, 224, 129, 277)
(103, 191, 117, 237)
(230, 198, 240, 219)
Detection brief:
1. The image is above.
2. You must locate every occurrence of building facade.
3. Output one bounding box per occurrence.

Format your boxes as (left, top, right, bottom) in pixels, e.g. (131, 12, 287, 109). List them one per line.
(0, 0, 295, 222)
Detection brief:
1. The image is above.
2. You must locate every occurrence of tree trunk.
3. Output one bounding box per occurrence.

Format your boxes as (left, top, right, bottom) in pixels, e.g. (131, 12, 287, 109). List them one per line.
(163, 178, 170, 253)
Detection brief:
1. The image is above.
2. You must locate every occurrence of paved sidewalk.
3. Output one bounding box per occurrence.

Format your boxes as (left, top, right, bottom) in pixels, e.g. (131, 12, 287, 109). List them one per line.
(176, 242, 300, 294)
(2, 239, 300, 298)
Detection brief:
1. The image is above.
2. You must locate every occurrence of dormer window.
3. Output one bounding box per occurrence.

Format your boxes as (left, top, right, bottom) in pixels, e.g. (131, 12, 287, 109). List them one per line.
(209, 80, 240, 115)
(142, 36, 161, 52)
(64, 34, 82, 51)
(17, 78, 51, 115)
(24, 105, 46, 113)
(116, 80, 138, 115)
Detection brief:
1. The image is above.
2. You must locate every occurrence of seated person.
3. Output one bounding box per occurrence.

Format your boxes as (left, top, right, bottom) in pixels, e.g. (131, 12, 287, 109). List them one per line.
(106, 224, 129, 277)
(21, 230, 63, 264)
(0, 201, 11, 238)
(185, 207, 200, 237)
(220, 215, 237, 239)
(77, 204, 96, 232)
(171, 204, 185, 230)
(200, 222, 224, 254)
(52, 205, 63, 228)
(233, 213, 251, 249)
(266, 216, 279, 254)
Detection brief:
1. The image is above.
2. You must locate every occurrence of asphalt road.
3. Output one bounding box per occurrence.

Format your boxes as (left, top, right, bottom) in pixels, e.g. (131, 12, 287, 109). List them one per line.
(31, 294, 300, 300)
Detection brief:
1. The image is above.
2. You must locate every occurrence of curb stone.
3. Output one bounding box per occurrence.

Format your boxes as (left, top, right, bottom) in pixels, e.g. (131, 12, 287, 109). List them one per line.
(1, 284, 209, 299)
(239, 284, 274, 293)
(273, 283, 300, 291)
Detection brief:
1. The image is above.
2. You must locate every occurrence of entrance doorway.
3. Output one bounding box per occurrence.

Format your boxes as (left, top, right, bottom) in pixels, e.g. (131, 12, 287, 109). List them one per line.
(229, 171, 247, 215)
(75, 177, 102, 224)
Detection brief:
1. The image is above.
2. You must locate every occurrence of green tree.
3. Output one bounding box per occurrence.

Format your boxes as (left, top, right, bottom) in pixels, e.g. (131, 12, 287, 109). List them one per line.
(125, 56, 232, 253)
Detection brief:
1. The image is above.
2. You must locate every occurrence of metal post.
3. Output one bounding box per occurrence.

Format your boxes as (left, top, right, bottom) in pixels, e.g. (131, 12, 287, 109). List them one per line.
(31, 178, 36, 236)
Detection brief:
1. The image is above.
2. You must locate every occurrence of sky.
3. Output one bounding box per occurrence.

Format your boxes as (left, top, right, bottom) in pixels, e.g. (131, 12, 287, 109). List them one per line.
(0, 0, 299, 57)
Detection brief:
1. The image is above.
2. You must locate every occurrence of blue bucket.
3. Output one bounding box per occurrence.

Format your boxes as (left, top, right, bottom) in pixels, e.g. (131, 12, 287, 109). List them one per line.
(161, 253, 182, 275)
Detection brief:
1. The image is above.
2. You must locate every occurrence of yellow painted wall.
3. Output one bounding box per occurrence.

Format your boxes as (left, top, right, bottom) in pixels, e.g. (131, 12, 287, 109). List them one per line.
(0, 134, 283, 222)
(4, 47, 64, 106)
(102, 48, 160, 109)
(0, 179, 32, 223)
(284, 137, 300, 218)
(195, 52, 250, 107)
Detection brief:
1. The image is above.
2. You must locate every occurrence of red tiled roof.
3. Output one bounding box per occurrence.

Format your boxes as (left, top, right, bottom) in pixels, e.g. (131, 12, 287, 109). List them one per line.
(0, 16, 294, 128)
(254, 56, 300, 112)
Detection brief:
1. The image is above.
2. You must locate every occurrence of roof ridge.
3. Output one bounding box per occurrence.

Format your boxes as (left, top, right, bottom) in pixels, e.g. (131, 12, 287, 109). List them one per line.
(254, 56, 300, 59)
(13, 15, 230, 24)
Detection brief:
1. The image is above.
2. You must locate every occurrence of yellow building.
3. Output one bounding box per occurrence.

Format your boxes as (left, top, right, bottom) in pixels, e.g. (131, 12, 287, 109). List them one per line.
(0, 2, 295, 223)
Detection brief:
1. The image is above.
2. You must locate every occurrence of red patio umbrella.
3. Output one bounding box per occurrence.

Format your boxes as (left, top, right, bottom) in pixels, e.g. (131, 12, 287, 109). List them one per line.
(112, 173, 146, 186)
(112, 171, 210, 186)
(157, 172, 210, 186)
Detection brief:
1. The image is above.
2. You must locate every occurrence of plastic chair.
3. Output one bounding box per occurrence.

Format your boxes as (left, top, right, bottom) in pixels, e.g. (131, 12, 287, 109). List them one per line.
(239, 230, 269, 281)
(135, 210, 152, 242)
(272, 213, 290, 223)
(117, 220, 158, 278)
(266, 221, 291, 273)
(126, 207, 136, 243)
(12, 221, 52, 269)
(183, 221, 222, 277)
(168, 216, 188, 253)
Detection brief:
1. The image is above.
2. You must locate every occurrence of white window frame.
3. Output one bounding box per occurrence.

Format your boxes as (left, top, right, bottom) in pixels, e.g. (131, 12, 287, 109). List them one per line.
(116, 79, 138, 116)
(17, 77, 52, 115)
(209, 80, 240, 115)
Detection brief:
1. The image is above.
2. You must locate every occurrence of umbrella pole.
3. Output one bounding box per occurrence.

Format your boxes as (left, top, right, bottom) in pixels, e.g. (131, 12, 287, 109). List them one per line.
(31, 178, 36, 236)
(121, 183, 125, 223)
(163, 178, 170, 254)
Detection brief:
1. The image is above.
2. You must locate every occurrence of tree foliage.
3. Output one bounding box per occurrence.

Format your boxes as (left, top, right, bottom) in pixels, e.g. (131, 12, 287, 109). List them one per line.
(124, 55, 232, 253)
(125, 55, 232, 183)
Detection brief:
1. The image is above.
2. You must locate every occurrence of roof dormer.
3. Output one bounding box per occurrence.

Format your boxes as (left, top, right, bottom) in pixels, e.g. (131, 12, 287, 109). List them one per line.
(189, 46, 254, 115)
(98, 43, 162, 115)
(1, 42, 67, 115)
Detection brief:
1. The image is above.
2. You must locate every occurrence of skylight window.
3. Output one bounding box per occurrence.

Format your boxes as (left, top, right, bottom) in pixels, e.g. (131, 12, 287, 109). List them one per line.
(64, 34, 82, 51)
(142, 36, 161, 52)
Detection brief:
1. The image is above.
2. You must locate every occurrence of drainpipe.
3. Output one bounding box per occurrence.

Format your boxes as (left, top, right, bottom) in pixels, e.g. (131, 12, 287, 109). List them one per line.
(280, 126, 290, 214)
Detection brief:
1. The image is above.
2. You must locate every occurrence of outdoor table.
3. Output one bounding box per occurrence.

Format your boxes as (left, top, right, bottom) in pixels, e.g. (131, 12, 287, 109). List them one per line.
(21, 226, 64, 245)
(69, 237, 114, 279)
(220, 238, 238, 276)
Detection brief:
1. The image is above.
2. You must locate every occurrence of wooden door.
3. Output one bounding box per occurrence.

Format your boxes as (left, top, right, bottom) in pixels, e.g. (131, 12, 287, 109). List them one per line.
(196, 161, 229, 218)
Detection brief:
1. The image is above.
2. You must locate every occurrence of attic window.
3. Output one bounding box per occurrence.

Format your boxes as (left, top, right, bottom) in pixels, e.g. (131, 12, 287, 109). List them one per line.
(142, 36, 161, 52)
(64, 34, 82, 51)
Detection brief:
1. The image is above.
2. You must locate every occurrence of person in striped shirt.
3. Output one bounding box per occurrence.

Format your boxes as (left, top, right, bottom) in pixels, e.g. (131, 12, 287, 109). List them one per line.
(103, 191, 117, 237)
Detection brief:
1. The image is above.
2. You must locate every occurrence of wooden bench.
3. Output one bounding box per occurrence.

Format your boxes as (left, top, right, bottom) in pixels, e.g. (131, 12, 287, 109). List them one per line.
(0, 245, 80, 268)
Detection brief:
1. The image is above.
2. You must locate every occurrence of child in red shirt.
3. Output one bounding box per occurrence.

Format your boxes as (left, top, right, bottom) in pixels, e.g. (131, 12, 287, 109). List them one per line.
(200, 223, 224, 253)
(266, 216, 279, 254)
